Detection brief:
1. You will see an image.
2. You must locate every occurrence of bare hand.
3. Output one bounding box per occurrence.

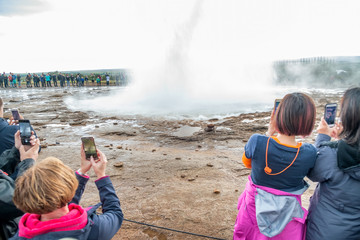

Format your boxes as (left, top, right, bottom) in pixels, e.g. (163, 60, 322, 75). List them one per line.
(331, 122, 343, 140)
(266, 110, 277, 136)
(90, 149, 107, 179)
(19, 138, 40, 161)
(80, 144, 92, 174)
(8, 113, 23, 126)
(317, 117, 333, 136)
(14, 130, 36, 150)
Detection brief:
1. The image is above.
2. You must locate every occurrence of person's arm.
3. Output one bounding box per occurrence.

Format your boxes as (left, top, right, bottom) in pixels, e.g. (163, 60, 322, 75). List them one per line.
(15, 136, 40, 177)
(70, 144, 92, 204)
(88, 150, 123, 239)
(0, 147, 20, 174)
(307, 143, 336, 183)
(0, 171, 24, 221)
(242, 134, 259, 169)
(91, 176, 123, 239)
(307, 119, 337, 182)
(70, 172, 89, 205)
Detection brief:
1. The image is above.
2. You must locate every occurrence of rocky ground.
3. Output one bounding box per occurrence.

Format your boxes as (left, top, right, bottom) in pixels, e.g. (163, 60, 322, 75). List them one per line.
(1, 87, 343, 240)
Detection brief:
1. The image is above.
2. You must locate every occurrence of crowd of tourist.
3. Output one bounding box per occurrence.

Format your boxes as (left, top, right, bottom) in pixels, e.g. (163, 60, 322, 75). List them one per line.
(0, 72, 128, 88)
(0, 86, 360, 240)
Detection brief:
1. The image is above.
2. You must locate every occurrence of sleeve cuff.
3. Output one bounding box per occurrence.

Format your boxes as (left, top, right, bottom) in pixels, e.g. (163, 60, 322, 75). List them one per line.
(95, 175, 109, 182)
(242, 152, 252, 169)
(76, 171, 90, 179)
(95, 176, 111, 188)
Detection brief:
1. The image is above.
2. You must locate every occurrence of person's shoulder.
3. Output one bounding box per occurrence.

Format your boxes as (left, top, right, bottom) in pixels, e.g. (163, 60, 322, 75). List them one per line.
(0, 120, 19, 131)
(301, 142, 316, 151)
(247, 133, 267, 144)
(301, 142, 317, 157)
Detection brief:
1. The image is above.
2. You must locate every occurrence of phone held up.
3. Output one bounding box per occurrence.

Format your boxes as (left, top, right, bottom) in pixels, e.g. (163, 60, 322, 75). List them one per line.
(19, 119, 32, 145)
(11, 108, 20, 121)
(274, 99, 282, 112)
(81, 137, 98, 160)
(324, 103, 337, 127)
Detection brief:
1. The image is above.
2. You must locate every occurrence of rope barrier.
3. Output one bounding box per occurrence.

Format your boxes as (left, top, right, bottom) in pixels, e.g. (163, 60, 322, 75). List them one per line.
(123, 218, 226, 240)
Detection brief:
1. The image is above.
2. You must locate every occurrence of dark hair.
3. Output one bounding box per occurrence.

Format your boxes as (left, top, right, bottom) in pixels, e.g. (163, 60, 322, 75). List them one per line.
(275, 92, 316, 136)
(339, 87, 360, 146)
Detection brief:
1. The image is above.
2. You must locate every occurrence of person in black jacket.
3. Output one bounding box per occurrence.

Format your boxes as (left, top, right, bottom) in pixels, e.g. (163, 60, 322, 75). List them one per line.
(0, 131, 39, 240)
(3, 73, 8, 88)
(0, 73, 4, 88)
(52, 74, 57, 87)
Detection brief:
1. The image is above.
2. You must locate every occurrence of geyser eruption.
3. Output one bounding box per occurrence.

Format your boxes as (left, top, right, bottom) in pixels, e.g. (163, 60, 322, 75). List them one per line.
(67, 1, 281, 119)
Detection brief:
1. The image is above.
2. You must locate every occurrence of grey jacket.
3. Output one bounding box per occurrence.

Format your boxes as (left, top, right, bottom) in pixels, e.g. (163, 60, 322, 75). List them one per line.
(306, 134, 360, 240)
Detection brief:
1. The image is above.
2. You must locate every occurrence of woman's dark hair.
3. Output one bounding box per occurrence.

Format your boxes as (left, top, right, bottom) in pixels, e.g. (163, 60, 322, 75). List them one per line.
(339, 87, 360, 146)
(275, 92, 316, 136)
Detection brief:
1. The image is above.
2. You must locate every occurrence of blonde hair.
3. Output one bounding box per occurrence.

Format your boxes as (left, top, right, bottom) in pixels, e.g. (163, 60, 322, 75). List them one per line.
(13, 157, 78, 214)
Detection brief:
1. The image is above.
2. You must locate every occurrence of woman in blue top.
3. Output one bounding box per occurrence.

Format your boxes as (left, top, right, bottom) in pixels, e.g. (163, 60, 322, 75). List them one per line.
(234, 92, 317, 240)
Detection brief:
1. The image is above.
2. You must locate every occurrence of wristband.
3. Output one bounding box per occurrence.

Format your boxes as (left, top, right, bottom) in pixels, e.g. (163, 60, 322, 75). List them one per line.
(77, 169, 88, 177)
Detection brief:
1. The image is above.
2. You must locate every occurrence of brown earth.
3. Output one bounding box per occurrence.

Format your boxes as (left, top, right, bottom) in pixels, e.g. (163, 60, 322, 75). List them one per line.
(1, 87, 344, 240)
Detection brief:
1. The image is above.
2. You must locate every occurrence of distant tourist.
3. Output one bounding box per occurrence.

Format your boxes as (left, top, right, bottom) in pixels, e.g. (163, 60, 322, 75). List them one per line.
(16, 74, 21, 88)
(40, 74, 45, 88)
(105, 73, 110, 86)
(66, 74, 70, 87)
(3, 73, 8, 88)
(45, 73, 52, 87)
(52, 73, 58, 87)
(0, 73, 4, 88)
(25, 73, 32, 88)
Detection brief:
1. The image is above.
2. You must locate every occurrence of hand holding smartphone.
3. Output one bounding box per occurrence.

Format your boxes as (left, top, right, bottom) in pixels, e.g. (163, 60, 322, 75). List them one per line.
(11, 108, 20, 121)
(81, 137, 98, 160)
(324, 103, 337, 127)
(274, 99, 281, 112)
(19, 119, 32, 145)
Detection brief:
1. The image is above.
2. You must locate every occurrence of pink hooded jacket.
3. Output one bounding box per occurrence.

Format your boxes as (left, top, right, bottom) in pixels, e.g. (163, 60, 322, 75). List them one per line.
(234, 176, 308, 240)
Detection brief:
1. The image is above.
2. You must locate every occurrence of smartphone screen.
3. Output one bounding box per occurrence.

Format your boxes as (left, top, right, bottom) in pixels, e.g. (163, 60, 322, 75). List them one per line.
(12, 109, 20, 120)
(274, 99, 281, 112)
(81, 137, 98, 160)
(19, 120, 32, 145)
(324, 103, 337, 126)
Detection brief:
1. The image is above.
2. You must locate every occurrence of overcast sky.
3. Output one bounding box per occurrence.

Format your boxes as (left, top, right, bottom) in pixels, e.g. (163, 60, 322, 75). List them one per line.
(1, 0, 360, 73)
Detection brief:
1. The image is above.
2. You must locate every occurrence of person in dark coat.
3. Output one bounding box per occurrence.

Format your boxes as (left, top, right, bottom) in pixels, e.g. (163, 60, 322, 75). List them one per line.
(0, 131, 39, 240)
(25, 74, 32, 88)
(52, 74, 57, 87)
(0, 73, 3, 88)
(10, 146, 123, 240)
(3, 73, 8, 88)
(306, 87, 360, 240)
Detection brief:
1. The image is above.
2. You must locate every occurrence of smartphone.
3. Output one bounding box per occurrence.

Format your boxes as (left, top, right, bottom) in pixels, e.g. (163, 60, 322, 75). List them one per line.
(11, 108, 20, 121)
(81, 137, 98, 160)
(324, 103, 337, 127)
(274, 99, 282, 112)
(19, 119, 32, 145)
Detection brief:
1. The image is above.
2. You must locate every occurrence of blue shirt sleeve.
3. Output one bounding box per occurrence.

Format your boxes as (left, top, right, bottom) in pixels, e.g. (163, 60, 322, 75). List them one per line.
(244, 134, 260, 160)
